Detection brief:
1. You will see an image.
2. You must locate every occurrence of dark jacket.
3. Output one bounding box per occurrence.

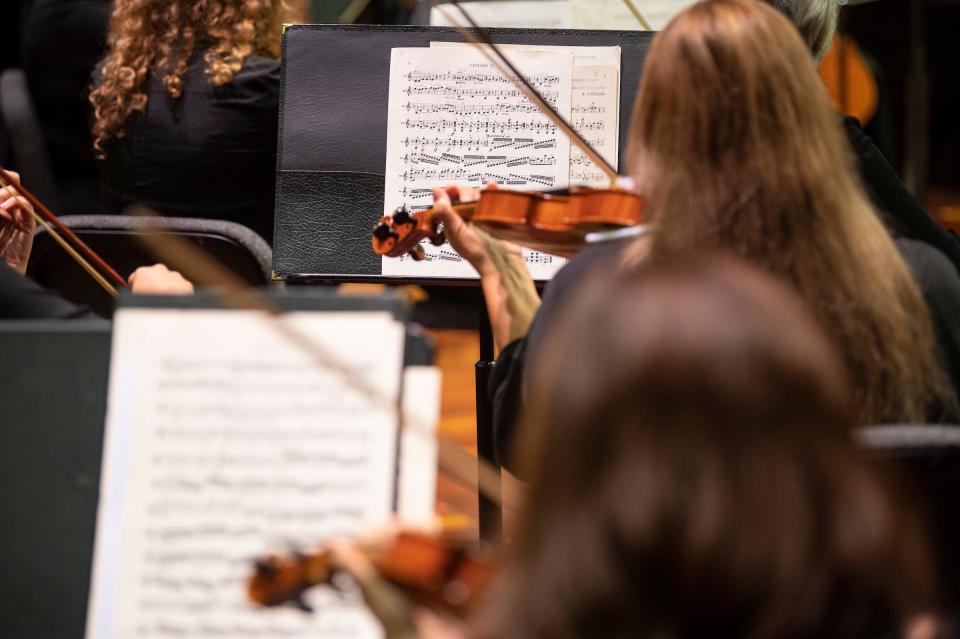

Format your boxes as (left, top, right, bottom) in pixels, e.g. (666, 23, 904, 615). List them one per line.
(844, 117, 960, 273)
(0, 263, 92, 319)
(98, 54, 280, 243)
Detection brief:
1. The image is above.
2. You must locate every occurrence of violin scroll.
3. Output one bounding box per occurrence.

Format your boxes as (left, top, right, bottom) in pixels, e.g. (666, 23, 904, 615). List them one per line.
(247, 532, 495, 618)
(372, 206, 446, 261)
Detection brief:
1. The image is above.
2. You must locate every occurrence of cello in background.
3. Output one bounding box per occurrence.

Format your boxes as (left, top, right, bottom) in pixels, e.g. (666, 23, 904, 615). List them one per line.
(818, 33, 879, 126)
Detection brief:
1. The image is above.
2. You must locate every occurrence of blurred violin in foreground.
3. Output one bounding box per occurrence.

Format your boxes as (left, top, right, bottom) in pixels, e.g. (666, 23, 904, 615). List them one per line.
(372, 184, 646, 260)
(248, 531, 494, 617)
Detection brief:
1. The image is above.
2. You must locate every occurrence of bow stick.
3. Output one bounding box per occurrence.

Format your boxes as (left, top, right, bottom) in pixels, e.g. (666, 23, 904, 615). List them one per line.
(431, 0, 621, 189)
(621, 0, 653, 30)
(0, 167, 126, 297)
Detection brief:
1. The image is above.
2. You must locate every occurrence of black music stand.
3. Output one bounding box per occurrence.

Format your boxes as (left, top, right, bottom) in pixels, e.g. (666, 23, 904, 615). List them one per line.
(273, 24, 654, 537)
(0, 293, 432, 638)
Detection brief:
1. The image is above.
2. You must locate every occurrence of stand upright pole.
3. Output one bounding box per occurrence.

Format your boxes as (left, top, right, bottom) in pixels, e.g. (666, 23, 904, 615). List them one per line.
(476, 298, 501, 540)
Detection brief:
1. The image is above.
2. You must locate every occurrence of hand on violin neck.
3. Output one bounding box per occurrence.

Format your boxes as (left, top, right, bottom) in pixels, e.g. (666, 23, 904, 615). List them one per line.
(432, 184, 497, 277)
(0, 172, 36, 275)
(432, 183, 539, 351)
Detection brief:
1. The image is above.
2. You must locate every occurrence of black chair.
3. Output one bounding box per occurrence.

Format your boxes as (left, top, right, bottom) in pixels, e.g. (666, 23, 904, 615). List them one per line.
(27, 215, 273, 317)
(857, 425, 960, 605)
(0, 67, 59, 210)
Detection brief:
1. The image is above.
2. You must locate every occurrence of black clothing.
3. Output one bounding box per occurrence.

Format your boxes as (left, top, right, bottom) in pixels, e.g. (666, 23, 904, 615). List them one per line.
(490, 239, 960, 475)
(0, 262, 92, 319)
(844, 117, 960, 273)
(896, 239, 960, 420)
(99, 54, 280, 243)
(490, 242, 627, 472)
(22, 0, 112, 213)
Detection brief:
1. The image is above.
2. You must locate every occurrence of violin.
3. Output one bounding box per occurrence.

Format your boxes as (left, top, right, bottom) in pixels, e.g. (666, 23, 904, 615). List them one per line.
(372, 185, 645, 260)
(248, 531, 495, 616)
(818, 34, 878, 126)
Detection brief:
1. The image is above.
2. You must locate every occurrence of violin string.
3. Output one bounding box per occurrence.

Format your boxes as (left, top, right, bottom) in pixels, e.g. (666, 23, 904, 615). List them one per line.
(132, 211, 517, 512)
(0, 166, 128, 288)
(431, 0, 620, 186)
(621, 0, 653, 30)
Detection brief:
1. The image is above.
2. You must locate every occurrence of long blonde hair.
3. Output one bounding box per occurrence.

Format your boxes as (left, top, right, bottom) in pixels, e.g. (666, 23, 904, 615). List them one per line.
(629, 0, 946, 423)
(90, 0, 289, 153)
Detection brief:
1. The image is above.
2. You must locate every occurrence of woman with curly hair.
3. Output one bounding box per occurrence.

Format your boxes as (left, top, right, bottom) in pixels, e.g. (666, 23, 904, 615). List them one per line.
(90, 0, 292, 242)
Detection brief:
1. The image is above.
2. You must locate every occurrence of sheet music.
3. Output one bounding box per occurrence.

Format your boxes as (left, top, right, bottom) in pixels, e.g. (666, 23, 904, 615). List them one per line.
(570, 0, 695, 30)
(432, 43, 621, 188)
(398, 366, 441, 525)
(430, 0, 572, 28)
(569, 64, 620, 186)
(382, 47, 573, 279)
(87, 309, 409, 639)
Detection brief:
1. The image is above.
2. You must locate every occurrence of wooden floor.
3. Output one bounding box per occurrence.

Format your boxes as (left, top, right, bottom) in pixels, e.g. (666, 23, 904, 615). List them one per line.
(427, 328, 482, 529)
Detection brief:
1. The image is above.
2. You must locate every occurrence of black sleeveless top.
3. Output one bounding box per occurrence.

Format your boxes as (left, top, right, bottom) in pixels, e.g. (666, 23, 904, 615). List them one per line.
(98, 54, 280, 243)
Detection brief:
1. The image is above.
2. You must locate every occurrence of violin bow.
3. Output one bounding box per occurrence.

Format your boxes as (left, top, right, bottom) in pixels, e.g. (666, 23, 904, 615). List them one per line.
(621, 0, 653, 30)
(430, 0, 621, 188)
(0, 167, 127, 297)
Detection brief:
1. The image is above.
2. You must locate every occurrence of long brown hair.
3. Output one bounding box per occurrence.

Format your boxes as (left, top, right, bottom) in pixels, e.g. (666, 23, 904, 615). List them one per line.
(628, 0, 946, 424)
(90, 0, 289, 153)
(474, 257, 936, 639)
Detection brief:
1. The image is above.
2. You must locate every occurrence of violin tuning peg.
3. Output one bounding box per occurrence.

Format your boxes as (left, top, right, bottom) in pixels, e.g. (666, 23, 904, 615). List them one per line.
(408, 245, 427, 261)
(429, 231, 447, 246)
(372, 221, 396, 241)
(393, 206, 413, 226)
(253, 559, 278, 577)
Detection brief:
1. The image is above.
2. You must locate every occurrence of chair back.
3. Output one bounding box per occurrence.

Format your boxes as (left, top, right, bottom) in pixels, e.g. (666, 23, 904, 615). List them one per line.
(27, 215, 273, 316)
(0, 68, 59, 209)
(858, 425, 960, 604)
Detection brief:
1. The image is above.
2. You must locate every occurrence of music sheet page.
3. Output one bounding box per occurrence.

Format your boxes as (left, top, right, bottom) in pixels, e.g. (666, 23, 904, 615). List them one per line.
(87, 309, 408, 639)
(431, 43, 621, 188)
(570, 64, 620, 186)
(429, 0, 572, 28)
(381, 46, 573, 280)
(571, 0, 695, 30)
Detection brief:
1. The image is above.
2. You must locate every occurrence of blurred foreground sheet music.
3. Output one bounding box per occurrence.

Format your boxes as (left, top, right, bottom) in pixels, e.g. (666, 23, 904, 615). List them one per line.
(86, 308, 415, 639)
(382, 46, 574, 279)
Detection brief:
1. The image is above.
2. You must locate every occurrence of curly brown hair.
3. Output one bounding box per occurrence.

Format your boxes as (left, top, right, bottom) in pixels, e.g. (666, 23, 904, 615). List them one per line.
(90, 0, 290, 154)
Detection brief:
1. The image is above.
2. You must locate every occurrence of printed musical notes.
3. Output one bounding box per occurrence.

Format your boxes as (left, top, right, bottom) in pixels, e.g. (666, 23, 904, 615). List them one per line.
(431, 43, 622, 189)
(383, 47, 574, 280)
(87, 309, 410, 639)
(569, 65, 620, 187)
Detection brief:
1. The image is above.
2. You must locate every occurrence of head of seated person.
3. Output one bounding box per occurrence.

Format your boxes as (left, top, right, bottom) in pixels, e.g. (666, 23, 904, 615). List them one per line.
(89, 0, 291, 242)
(475, 256, 939, 639)
(623, 0, 950, 424)
(765, 0, 838, 62)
